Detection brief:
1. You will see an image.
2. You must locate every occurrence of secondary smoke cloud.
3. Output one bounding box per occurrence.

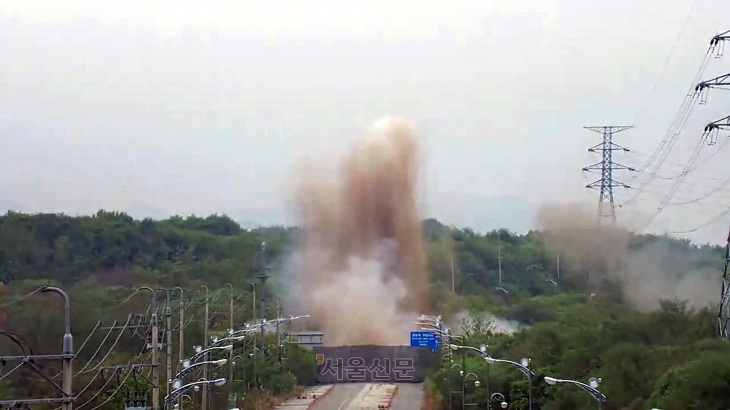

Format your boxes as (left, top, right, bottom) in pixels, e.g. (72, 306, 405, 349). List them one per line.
(283, 118, 429, 345)
(533, 202, 719, 311)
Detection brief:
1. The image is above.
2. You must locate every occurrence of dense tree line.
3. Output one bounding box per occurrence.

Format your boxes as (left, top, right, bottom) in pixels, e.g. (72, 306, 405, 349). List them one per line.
(0, 211, 727, 409)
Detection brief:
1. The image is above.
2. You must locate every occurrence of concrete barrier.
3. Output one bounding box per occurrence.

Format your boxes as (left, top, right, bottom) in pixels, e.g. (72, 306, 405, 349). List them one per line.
(273, 385, 334, 410)
(346, 383, 399, 410)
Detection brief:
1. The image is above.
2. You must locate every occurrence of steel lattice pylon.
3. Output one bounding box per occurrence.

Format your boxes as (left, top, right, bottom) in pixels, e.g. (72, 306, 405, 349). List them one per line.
(582, 126, 635, 224)
(718, 228, 730, 340)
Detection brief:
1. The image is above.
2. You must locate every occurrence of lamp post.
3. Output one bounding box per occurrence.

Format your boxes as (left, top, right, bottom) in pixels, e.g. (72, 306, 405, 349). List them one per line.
(489, 393, 508, 410)
(450, 344, 535, 410)
(451, 363, 463, 410)
(225, 283, 235, 410)
(543, 376, 607, 410)
(40, 286, 73, 410)
(482, 356, 533, 410)
(173, 287, 184, 376)
(174, 359, 228, 382)
(448, 344, 492, 409)
(249, 347, 261, 389)
(279, 340, 290, 371)
(417, 314, 465, 410)
(231, 355, 245, 387)
(167, 360, 227, 410)
(165, 378, 227, 406)
(463, 373, 480, 410)
(171, 394, 192, 410)
(191, 344, 234, 363)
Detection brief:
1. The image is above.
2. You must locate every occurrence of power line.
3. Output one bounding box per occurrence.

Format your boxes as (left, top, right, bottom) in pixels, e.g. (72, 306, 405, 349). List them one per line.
(630, 0, 700, 124)
(0, 287, 43, 307)
(621, 32, 726, 207)
(666, 207, 730, 234)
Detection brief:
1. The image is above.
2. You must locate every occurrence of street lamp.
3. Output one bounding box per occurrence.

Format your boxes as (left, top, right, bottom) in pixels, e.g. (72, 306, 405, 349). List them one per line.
(40, 286, 73, 410)
(172, 394, 192, 410)
(174, 358, 227, 380)
(166, 378, 227, 405)
(463, 373, 480, 410)
(191, 344, 234, 362)
(449, 344, 495, 408)
(544, 376, 607, 409)
(483, 356, 534, 410)
(489, 393, 508, 410)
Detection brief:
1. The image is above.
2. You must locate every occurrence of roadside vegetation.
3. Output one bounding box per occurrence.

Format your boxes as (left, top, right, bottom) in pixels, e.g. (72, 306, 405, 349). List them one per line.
(0, 211, 727, 409)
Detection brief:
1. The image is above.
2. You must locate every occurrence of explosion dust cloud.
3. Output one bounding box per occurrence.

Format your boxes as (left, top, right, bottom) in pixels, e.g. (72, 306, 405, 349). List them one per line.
(533, 202, 719, 311)
(283, 117, 429, 346)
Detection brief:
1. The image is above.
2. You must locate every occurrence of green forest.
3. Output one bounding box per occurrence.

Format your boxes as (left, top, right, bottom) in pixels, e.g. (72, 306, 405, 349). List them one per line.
(0, 210, 728, 410)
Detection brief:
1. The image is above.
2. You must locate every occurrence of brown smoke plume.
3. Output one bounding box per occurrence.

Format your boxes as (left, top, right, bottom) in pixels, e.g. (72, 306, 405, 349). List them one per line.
(283, 117, 429, 345)
(533, 202, 718, 311)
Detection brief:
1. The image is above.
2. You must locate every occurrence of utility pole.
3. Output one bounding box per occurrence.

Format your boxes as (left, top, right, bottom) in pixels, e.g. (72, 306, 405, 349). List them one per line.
(451, 257, 455, 293)
(582, 126, 634, 225)
(151, 296, 159, 410)
(227, 283, 236, 409)
(137, 287, 160, 410)
(276, 299, 281, 355)
(201, 285, 210, 410)
(164, 291, 172, 405)
(556, 254, 560, 280)
(258, 242, 271, 355)
(174, 287, 184, 410)
(175, 287, 184, 374)
(497, 248, 502, 287)
(250, 283, 257, 389)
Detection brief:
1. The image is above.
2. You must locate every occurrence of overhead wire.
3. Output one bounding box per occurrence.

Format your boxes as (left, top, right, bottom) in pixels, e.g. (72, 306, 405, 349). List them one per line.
(630, 30, 730, 230)
(55, 333, 150, 410)
(69, 369, 104, 399)
(69, 321, 101, 360)
(85, 354, 146, 410)
(0, 330, 32, 356)
(640, 132, 707, 229)
(0, 287, 42, 307)
(622, 39, 718, 207)
(0, 363, 23, 381)
(630, 0, 700, 125)
(76, 314, 133, 375)
(101, 288, 142, 311)
(73, 368, 120, 410)
(65, 320, 119, 376)
(667, 208, 730, 234)
(667, 174, 730, 205)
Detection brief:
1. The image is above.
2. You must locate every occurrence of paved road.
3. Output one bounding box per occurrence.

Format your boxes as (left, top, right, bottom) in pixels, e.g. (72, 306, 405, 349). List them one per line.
(390, 384, 424, 410)
(309, 383, 368, 410)
(309, 383, 423, 410)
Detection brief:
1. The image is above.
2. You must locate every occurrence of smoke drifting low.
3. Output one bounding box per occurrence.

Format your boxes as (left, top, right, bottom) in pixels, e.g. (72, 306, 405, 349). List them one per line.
(533, 202, 718, 311)
(283, 118, 429, 345)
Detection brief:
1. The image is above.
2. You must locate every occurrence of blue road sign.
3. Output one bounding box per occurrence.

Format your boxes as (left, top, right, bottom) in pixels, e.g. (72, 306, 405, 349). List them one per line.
(410, 331, 441, 352)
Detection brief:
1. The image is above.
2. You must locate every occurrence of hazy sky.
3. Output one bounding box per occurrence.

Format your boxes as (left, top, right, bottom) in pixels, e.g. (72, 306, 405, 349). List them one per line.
(1, 0, 730, 243)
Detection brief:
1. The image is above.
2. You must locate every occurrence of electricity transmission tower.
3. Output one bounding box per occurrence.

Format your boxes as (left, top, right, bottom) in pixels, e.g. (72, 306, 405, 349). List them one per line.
(718, 228, 730, 340)
(582, 126, 635, 224)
